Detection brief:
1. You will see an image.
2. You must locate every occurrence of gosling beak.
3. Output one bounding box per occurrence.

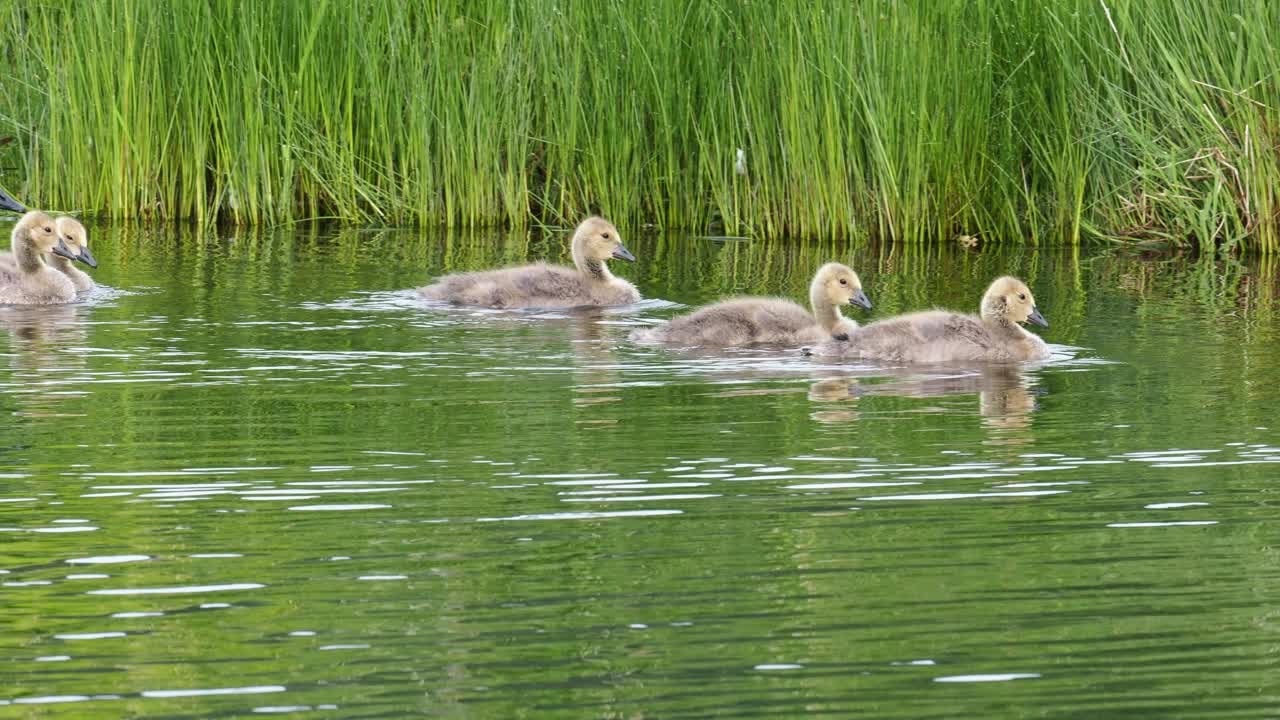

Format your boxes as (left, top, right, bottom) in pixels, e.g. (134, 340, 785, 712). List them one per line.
(51, 237, 78, 262)
(850, 289, 873, 310)
(0, 189, 25, 214)
(1027, 307, 1049, 328)
(611, 244, 636, 262)
(76, 245, 98, 269)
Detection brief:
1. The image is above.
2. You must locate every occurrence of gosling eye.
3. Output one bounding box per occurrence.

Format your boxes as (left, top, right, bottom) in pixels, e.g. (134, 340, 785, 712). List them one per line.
(44, 226, 53, 233)
(1018, 293, 1026, 301)
(601, 232, 610, 240)
(839, 278, 848, 285)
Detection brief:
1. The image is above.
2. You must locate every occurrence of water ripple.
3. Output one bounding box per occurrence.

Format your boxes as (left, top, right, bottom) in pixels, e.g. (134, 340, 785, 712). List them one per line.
(934, 673, 1041, 683)
(141, 685, 286, 699)
(1106, 521, 1219, 528)
(478, 510, 683, 522)
(87, 583, 265, 595)
(861, 490, 1070, 501)
(287, 504, 392, 512)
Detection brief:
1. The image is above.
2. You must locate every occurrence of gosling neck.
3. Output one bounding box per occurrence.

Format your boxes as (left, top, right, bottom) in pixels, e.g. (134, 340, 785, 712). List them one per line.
(981, 301, 1024, 337)
(48, 254, 73, 274)
(12, 232, 43, 274)
(571, 239, 612, 284)
(809, 283, 845, 332)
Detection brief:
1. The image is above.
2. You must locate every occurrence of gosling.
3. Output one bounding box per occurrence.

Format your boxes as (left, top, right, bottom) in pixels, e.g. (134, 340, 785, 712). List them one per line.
(0, 216, 97, 292)
(811, 275, 1050, 363)
(630, 262, 872, 346)
(417, 216, 639, 308)
(0, 211, 77, 305)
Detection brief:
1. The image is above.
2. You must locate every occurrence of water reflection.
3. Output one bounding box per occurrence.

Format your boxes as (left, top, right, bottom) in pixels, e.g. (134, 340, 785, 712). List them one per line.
(807, 377, 862, 423)
(0, 304, 92, 416)
(805, 365, 1039, 437)
(0, 305, 89, 363)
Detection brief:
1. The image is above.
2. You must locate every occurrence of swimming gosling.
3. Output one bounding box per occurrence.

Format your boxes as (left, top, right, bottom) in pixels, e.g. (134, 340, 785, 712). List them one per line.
(0, 216, 97, 292)
(417, 217, 639, 308)
(630, 262, 872, 346)
(811, 275, 1050, 363)
(0, 211, 77, 305)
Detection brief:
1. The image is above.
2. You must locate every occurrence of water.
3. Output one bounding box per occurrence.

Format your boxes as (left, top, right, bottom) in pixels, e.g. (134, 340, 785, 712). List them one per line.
(1, 224, 1278, 717)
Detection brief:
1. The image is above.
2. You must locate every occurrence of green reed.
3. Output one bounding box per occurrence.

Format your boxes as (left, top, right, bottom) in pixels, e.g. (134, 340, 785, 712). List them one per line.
(0, 0, 1277, 249)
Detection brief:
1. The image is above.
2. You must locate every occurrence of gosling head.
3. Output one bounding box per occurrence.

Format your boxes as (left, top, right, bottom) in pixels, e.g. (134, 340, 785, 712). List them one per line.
(981, 276, 1048, 328)
(811, 262, 872, 310)
(13, 211, 60, 253)
(54, 216, 97, 268)
(574, 216, 635, 263)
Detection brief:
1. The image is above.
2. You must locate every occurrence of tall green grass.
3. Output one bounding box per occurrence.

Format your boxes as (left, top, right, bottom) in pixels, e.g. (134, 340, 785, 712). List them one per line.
(0, 0, 1277, 249)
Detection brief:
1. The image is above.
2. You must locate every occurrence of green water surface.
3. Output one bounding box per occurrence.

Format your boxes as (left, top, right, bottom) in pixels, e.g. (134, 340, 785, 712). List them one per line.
(0, 224, 1277, 718)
